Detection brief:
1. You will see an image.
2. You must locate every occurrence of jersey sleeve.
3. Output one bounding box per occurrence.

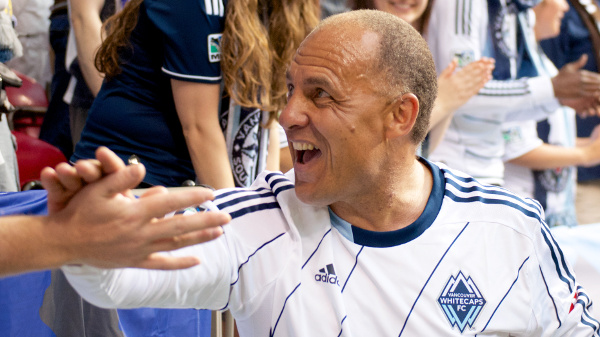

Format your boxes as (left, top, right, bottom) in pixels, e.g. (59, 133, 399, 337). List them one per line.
(502, 119, 543, 162)
(529, 220, 599, 335)
(144, 0, 225, 83)
(61, 179, 296, 314)
(62, 233, 234, 310)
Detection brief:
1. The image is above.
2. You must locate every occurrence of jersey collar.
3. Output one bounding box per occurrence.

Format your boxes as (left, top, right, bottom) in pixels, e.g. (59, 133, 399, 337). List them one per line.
(328, 157, 445, 247)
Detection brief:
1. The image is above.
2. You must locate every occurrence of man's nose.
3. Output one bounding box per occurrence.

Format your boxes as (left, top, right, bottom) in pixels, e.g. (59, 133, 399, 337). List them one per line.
(279, 94, 309, 131)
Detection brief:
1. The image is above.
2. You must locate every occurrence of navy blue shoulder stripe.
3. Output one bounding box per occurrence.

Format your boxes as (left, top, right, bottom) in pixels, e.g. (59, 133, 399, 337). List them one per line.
(479, 257, 530, 334)
(264, 173, 295, 197)
(215, 189, 274, 209)
(540, 226, 575, 292)
(265, 172, 286, 182)
(444, 171, 578, 312)
(445, 170, 575, 291)
(577, 286, 593, 309)
(576, 286, 600, 335)
(228, 202, 281, 220)
(215, 187, 271, 201)
(444, 169, 543, 213)
(399, 222, 471, 336)
(444, 188, 576, 294)
(274, 184, 294, 197)
(445, 189, 542, 221)
(580, 306, 600, 335)
(269, 178, 289, 188)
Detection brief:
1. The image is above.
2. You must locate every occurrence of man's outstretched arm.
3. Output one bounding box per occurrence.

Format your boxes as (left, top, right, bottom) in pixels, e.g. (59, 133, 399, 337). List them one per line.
(0, 147, 230, 277)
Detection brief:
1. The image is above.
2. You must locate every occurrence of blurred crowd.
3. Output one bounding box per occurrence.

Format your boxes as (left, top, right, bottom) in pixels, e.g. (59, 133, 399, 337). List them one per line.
(3, 0, 600, 228)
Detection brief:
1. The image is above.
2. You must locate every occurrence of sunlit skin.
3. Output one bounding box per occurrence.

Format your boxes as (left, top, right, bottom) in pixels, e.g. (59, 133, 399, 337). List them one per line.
(280, 24, 433, 231)
(533, 0, 569, 40)
(372, 0, 428, 29)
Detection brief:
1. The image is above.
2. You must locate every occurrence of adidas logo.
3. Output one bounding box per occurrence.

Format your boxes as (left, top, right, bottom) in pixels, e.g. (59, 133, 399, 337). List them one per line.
(314, 264, 340, 286)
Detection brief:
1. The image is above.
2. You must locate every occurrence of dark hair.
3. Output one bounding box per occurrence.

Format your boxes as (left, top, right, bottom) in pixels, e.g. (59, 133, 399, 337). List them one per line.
(314, 10, 438, 143)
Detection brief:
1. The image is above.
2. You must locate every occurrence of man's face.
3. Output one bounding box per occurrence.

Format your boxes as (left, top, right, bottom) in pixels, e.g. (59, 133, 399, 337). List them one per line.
(280, 26, 393, 206)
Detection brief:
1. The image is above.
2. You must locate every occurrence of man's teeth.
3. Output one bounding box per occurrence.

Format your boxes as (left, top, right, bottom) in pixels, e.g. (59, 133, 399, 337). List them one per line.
(293, 142, 319, 151)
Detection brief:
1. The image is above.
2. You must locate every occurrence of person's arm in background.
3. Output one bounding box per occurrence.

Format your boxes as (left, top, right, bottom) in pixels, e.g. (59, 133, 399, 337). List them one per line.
(427, 58, 494, 152)
(427, 0, 600, 122)
(69, 0, 105, 96)
(509, 124, 600, 169)
(0, 147, 230, 277)
(266, 120, 281, 171)
(171, 80, 235, 189)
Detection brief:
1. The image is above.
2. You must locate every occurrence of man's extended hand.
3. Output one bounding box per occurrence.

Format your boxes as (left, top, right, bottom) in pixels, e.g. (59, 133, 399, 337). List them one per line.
(41, 147, 230, 270)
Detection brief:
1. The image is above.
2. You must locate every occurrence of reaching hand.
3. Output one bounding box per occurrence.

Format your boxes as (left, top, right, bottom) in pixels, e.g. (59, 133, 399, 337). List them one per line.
(552, 54, 600, 99)
(558, 96, 600, 117)
(41, 147, 231, 270)
(41, 146, 133, 214)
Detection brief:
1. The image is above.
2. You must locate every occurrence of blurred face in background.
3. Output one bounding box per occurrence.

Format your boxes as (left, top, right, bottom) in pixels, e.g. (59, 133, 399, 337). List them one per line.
(533, 0, 569, 40)
(372, 0, 429, 29)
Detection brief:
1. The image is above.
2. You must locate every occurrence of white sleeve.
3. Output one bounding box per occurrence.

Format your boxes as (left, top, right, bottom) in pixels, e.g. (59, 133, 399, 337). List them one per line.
(62, 233, 234, 310)
(529, 222, 599, 336)
(502, 119, 543, 162)
(62, 191, 295, 314)
(467, 76, 559, 122)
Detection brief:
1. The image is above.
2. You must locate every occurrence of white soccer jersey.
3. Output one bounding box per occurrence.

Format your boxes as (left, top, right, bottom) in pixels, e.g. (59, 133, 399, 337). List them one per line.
(427, 0, 559, 185)
(63, 160, 597, 336)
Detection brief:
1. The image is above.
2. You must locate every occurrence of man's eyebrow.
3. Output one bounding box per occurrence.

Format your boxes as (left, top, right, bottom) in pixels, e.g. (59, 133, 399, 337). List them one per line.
(286, 72, 332, 88)
(304, 76, 331, 88)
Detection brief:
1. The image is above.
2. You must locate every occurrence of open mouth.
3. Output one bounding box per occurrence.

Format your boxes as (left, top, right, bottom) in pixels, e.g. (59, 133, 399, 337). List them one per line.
(292, 142, 322, 165)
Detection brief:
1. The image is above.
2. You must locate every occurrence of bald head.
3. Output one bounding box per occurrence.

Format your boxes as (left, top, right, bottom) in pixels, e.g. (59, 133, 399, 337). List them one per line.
(304, 10, 438, 144)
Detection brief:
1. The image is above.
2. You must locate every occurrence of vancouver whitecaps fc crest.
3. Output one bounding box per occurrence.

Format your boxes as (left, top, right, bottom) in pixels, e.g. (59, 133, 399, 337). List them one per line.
(438, 271, 486, 333)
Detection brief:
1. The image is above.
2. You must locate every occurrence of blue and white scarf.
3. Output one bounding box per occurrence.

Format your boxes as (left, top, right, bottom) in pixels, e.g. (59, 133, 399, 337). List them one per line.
(487, 0, 541, 79)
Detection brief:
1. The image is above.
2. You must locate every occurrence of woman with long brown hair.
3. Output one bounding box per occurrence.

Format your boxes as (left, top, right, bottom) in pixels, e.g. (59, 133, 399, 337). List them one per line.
(71, 0, 319, 188)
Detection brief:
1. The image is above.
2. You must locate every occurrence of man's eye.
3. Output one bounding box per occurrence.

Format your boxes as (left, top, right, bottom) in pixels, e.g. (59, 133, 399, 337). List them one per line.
(316, 89, 331, 99)
(286, 85, 294, 100)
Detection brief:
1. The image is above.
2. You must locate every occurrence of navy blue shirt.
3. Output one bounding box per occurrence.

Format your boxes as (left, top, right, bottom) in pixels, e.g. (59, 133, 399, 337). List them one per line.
(72, 0, 226, 186)
(540, 1, 600, 181)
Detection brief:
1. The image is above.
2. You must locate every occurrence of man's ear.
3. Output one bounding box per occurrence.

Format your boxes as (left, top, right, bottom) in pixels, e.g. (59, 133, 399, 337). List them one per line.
(384, 93, 419, 140)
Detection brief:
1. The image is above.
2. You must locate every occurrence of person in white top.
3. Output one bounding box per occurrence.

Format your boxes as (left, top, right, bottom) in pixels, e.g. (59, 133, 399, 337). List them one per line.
(503, 0, 600, 227)
(427, 0, 600, 186)
(61, 10, 598, 336)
